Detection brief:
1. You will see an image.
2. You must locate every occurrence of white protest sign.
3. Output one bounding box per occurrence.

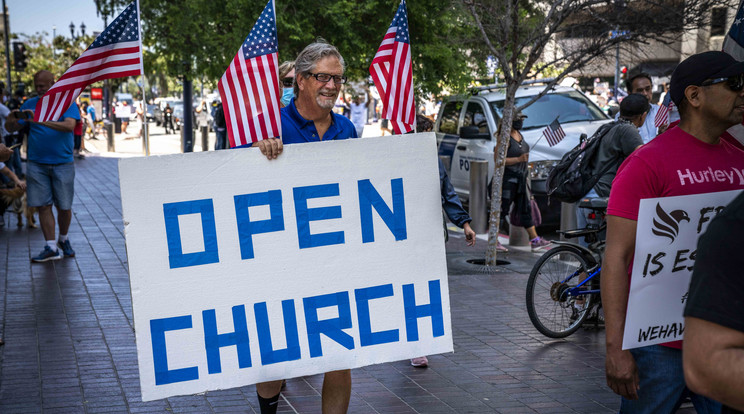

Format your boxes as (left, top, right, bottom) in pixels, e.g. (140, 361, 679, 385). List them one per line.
(622, 190, 742, 350)
(119, 133, 453, 401)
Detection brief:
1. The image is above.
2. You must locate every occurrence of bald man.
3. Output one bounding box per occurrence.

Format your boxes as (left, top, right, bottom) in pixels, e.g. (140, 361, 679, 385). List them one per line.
(6, 70, 80, 262)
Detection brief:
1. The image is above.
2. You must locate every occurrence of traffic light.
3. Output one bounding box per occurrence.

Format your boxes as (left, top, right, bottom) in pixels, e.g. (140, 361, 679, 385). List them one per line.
(620, 66, 628, 80)
(13, 42, 28, 71)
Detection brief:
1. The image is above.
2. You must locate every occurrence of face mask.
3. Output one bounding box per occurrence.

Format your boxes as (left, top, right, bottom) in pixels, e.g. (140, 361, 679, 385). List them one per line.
(281, 87, 294, 106)
(512, 119, 524, 131)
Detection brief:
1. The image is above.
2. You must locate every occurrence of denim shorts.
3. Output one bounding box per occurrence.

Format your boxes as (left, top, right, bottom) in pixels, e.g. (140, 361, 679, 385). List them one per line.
(26, 161, 75, 210)
(620, 345, 721, 414)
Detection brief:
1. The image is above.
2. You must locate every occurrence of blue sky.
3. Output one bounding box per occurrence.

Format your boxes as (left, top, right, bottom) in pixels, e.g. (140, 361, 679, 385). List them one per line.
(7, 0, 116, 40)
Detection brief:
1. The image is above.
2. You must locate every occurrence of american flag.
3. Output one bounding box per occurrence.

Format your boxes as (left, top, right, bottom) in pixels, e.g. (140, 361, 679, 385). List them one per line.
(370, 0, 414, 135)
(218, 0, 280, 148)
(543, 117, 566, 147)
(722, 0, 744, 60)
(654, 93, 673, 128)
(34, 1, 143, 123)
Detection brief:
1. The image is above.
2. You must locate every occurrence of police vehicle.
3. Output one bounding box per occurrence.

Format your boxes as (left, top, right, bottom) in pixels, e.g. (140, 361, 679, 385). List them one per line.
(435, 81, 611, 225)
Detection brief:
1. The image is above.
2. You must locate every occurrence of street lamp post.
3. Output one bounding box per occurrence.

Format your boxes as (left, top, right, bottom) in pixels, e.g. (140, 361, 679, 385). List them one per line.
(52, 25, 56, 58)
(80, 22, 86, 37)
(69, 22, 75, 39)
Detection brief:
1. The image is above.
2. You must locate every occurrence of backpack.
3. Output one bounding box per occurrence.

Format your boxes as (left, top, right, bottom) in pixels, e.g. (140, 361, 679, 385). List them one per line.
(546, 121, 619, 203)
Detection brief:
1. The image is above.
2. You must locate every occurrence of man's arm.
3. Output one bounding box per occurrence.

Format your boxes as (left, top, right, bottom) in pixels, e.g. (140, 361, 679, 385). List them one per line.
(37, 118, 77, 133)
(601, 214, 640, 400)
(0, 143, 11, 162)
(5, 110, 29, 132)
(6, 110, 76, 133)
(684, 317, 744, 411)
(0, 166, 25, 190)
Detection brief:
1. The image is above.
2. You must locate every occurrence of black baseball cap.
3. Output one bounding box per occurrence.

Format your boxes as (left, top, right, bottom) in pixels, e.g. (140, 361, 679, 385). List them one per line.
(670, 51, 744, 106)
(619, 94, 650, 117)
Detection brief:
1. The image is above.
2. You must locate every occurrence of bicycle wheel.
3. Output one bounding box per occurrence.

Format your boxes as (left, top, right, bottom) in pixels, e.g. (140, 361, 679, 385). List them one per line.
(526, 246, 597, 338)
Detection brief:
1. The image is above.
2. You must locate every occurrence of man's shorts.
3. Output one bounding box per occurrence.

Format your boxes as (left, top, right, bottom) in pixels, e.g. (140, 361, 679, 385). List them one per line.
(26, 161, 75, 210)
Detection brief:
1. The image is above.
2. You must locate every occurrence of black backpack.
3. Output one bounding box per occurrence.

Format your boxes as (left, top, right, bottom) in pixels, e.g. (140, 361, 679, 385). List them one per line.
(546, 121, 618, 203)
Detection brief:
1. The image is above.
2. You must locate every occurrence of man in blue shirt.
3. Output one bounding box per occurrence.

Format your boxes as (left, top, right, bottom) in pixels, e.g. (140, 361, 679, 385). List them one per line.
(6, 70, 80, 262)
(249, 41, 356, 161)
(246, 40, 355, 414)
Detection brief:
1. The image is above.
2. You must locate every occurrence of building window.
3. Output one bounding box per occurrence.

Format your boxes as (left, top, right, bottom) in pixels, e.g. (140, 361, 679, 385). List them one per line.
(711, 7, 728, 36)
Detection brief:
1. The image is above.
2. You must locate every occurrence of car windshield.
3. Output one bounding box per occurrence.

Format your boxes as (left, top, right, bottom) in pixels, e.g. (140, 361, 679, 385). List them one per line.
(490, 90, 607, 130)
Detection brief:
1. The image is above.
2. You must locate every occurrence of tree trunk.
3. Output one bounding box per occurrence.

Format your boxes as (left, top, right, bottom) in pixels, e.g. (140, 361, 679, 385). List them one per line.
(485, 94, 516, 265)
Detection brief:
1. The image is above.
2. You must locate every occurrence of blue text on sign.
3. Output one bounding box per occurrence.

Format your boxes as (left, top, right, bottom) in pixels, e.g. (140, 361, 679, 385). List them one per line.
(149, 281, 444, 385)
(163, 179, 407, 268)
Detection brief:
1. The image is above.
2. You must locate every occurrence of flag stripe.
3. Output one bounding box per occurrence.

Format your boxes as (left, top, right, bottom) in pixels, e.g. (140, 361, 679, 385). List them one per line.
(34, 2, 142, 123)
(218, 0, 280, 146)
(370, 1, 414, 135)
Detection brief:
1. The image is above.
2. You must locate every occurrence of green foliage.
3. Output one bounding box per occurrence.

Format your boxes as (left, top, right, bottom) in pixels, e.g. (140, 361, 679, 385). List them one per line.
(98, 0, 480, 96)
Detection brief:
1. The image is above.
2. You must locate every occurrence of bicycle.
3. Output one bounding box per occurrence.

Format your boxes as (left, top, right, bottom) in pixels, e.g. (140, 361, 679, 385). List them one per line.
(526, 197, 607, 338)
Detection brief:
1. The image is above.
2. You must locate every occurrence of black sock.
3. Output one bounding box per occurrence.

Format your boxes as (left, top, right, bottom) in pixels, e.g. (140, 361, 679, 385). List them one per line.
(257, 391, 280, 414)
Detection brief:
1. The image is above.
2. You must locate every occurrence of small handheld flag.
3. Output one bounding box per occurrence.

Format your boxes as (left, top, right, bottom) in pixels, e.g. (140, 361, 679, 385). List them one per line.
(34, 1, 143, 123)
(654, 93, 673, 128)
(218, 0, 281, 148)
(370, 0, 415, 135)
(543, 117, 566, 147)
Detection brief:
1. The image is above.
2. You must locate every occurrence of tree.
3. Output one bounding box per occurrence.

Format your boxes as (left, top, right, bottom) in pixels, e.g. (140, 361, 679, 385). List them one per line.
(98, 0, 479, 96)
(461, 0, 731, 265)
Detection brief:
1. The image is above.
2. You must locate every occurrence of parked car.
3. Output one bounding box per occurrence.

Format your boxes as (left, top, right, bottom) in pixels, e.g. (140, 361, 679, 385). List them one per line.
(434, 82, 611, 226)
(146, 104, 163, 125)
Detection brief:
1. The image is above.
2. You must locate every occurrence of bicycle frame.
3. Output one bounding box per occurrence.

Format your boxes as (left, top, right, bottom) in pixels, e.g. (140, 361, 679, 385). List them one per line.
(565, 266, 601, 297)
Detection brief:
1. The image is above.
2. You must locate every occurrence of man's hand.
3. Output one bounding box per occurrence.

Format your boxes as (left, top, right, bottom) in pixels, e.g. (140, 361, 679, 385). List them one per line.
(256, 138, 283, 160)
(605, 348, 640, 400)
(15, 180, 26, 191)
(463, 222, 476, 246)
(0, 144, 11, 162)
(658, 123, 669, 135)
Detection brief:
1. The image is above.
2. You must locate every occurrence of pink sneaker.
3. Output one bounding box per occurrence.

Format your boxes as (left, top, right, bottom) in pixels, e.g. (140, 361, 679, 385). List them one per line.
(410, 356, 428, 367)
(496, 241, 508, 252)
(530, 237, 551, 251)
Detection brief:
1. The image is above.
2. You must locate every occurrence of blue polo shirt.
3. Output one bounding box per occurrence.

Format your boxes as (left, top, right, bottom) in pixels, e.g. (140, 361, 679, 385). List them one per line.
(21, 97, 80, 164)
(280, 98, 357, 143)
(233, 98, 357, 148)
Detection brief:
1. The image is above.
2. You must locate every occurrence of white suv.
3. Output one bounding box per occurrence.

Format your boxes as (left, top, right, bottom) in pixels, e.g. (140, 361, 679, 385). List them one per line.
(434, 84, 611, 225)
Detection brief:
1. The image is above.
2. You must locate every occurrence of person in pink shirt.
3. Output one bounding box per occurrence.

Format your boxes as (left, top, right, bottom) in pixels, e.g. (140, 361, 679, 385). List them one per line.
(602, 51, 744, 413)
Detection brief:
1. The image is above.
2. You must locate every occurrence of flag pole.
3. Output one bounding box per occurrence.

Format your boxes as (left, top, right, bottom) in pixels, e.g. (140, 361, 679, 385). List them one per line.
(135, 0, 149, 156)
(140, 76, 149, 156)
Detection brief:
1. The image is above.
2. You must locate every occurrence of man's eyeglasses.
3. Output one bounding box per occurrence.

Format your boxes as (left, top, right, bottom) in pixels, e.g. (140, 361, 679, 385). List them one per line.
(307, 72, 348, 84)
(281, 78, 294, 88)
(701, 74, 744, 92)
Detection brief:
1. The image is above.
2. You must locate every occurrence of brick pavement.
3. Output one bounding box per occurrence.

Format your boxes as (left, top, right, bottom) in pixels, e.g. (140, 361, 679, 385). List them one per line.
(0, 152, 630, 413)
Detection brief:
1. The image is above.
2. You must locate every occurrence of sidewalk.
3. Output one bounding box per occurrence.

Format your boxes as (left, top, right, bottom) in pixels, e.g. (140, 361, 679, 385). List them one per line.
(1, 129, 626, 413)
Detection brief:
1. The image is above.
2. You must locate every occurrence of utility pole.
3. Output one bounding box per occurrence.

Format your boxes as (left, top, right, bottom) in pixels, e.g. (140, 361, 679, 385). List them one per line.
(2, 0, 11, 92)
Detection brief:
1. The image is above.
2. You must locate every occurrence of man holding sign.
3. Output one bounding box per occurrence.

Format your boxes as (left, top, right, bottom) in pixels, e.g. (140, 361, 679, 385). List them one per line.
(243, 40, 356, 414)
(603, 51, 744, 412)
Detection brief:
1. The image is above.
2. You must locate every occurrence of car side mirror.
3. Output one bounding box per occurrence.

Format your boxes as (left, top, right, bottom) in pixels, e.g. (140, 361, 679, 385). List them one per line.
(459, 125, 490, 139)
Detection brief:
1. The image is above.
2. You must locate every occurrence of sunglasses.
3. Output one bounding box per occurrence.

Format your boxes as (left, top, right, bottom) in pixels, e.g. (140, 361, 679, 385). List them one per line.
(281, 78, 294, 88)
(700, 74, 744, 92)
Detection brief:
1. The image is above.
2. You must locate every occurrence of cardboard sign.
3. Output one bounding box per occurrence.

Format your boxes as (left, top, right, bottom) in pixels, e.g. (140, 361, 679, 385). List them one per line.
(622, 190, 742, 350)
(119, 133, 453, 401)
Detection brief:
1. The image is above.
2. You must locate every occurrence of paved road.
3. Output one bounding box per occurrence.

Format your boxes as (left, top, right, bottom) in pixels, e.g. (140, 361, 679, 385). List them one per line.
(0, 139, 631, 413)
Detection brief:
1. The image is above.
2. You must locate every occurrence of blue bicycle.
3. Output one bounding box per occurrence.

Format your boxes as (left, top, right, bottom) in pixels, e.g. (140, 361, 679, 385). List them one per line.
(526, 197, 607, 338)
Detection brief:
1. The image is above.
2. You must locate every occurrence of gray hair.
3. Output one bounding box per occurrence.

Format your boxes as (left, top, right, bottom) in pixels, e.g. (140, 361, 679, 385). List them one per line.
(293, 39, 345, 95)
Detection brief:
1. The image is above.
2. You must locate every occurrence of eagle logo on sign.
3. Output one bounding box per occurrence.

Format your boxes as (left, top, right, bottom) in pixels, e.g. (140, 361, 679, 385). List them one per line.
(651, 203, 690, 243)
